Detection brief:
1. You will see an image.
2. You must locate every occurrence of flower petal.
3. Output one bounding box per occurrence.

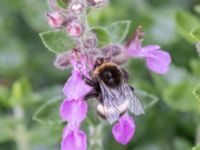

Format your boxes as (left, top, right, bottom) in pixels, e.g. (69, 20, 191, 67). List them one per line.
(112, 114, 135, 145)
(63, 70, 92, 99)
(60, 99, 88, 124)
(146, 50, 171, 74)
(61, 129, 87, 150)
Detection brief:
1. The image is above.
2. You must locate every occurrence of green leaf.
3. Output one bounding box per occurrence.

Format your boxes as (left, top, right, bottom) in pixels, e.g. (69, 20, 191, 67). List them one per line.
(193, 85, 200, 101)
(33, 95, 64, 125)
(135, 90, 159, 110)
(163, 81, 199, 112)
(92, 27, 110, 48)
(175, 11, 200, 43)
(57, 0, 68, 9)
(105, 20, 131, 43)
(191, 26, 200, 41)
(190, 59, 200, 77)
(194, 5, 200, 14)
(39, 30, 75, 54)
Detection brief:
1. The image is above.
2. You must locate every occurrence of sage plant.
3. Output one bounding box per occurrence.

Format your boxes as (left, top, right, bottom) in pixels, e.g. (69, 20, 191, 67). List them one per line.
(40, 0, 171, 149)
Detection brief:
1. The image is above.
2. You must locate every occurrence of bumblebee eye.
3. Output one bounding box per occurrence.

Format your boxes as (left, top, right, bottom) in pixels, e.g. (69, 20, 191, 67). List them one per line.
(104, 71, 113, 78)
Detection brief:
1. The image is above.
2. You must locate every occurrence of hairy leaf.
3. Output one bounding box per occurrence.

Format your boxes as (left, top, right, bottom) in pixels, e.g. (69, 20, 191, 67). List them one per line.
(193, 85, 200, 101)
(135, 90, 159, 110)
(92, 27, 110, 48)
(191, 26, 200, 41)
(175, 11, 200, 43)
(105, 20, 131, 43)
(39, 30, 75, 54)
(33, 95, 64, 125)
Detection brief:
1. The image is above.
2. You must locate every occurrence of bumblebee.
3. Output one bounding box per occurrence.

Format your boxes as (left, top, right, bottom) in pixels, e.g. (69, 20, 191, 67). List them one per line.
(83, 57, 144, 124)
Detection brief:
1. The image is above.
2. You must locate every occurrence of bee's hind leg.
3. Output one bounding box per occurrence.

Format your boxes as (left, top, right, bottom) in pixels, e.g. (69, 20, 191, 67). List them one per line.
(84, 89, 99, 101)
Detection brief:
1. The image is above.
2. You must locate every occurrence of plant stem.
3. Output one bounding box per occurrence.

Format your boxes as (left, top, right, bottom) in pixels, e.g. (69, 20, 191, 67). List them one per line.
(13, 105, 30, 150)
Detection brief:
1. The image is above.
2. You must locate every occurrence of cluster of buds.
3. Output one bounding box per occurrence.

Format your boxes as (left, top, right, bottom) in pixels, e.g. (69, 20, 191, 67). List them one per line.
(45, 0, 172, 150)
(47, 0, 107, 38)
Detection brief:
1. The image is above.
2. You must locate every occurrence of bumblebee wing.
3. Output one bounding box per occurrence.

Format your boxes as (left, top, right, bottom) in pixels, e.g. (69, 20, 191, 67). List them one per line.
(121, 83, 144, 115)
(98, 81, 144, 124)
(99, 81, 129, 124)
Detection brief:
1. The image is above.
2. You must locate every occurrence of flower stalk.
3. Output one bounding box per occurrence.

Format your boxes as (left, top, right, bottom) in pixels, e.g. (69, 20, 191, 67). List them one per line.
(13, 105, 30, 150)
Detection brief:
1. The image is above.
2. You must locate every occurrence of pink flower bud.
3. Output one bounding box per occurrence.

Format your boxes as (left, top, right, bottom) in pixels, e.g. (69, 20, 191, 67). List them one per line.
(47, 12, 65, 28)
(87, 0, 108, 8)
(69, 1, 85, 15)
(66, 20, 84, 37)
(83, 32, 97, 48)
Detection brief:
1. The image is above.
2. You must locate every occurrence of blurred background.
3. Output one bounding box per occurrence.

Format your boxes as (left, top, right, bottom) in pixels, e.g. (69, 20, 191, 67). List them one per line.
(0, 0, 200, 150)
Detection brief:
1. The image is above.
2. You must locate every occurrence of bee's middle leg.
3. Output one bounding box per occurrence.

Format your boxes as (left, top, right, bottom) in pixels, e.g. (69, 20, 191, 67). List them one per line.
(81, 75, 98, 87)
(84, 89, 99, 100)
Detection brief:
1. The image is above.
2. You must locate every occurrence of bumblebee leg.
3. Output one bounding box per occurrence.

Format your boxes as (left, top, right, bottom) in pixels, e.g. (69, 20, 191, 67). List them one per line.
(81, 75, 97, 87)
(129, 86, 134, 91)
(122, 69, 129, 82)
(84, 90, 99, 100)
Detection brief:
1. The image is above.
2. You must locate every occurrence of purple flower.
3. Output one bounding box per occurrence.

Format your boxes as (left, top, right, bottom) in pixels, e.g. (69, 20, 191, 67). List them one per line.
(62, 125, 87, 150)
(112, 114, 135, 145)
(60, 98, 88, 124)
(125, 27, 171, 74)
(63, 70, 92, 99)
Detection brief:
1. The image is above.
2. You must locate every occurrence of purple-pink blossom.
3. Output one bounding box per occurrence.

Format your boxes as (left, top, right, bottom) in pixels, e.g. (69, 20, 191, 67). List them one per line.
(62, 125, 87, 150)
(125, 27, 171, 74)
(60, 99, 88, 124)
(63, 69, 92, 99)
(112, 113, 135, 145)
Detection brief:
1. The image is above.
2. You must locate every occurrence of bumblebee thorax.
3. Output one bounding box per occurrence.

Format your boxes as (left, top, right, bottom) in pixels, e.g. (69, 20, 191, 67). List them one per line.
(94, 62, 122, 87)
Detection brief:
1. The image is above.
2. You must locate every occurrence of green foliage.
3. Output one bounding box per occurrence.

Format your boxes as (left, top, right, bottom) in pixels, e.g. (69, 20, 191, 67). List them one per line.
(105, 20, 131, 44)
(92, 27, 110, 48)
(0, 117, 16, 143)
(193, 85, 200, 101)
(10, 77, 32, 106)
(191, 26, 200, 41)
(136, 90, 159, 110)
(39, 30, 75, 54)
(152, 66, 200, 112)
(175, 10, 200, 43)
(194, 5, 200, 14)
(192, 145, 200, 150)
(33, 95, 64, 125)
(57, 0, 68, 9)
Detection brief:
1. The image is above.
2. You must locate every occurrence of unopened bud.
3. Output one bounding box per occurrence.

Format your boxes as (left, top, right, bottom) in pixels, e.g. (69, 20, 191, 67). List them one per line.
(54, 51, 71, 69)
(69, 1, 85, 15)
(66, 20, 84, 37)
(83, 32, 97, 48)
(47, 11, 65, 28)
(102, 45, 122, 57)
(87, 0, 108, 8)
(196, 42, 200, 56)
